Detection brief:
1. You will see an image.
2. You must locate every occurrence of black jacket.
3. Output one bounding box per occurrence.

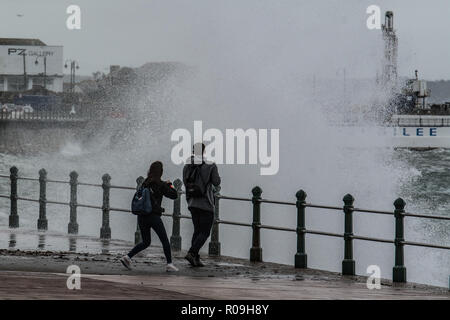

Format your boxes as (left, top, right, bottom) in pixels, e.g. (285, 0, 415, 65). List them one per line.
(142, 179, 178, 215)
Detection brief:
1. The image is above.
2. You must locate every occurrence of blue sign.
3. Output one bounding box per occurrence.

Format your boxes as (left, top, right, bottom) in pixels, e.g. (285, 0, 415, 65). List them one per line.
(397, 128, 438, 137)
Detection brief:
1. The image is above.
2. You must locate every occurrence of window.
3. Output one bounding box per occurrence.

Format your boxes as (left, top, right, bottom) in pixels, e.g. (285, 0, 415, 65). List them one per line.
(7, 76, 26, 92)
(33, 77, 54, 87)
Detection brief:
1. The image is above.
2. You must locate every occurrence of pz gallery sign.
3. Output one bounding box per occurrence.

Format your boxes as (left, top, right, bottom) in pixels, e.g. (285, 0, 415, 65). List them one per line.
(0, 46, 63, 75)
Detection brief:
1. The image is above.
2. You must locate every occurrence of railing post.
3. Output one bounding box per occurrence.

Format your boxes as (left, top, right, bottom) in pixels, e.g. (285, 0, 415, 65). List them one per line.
(295, 190, 307, 268)
(134, 176, 144, 244)
(68, 171, 78, 234)
(37, 169, 48, 230)
(393, 198, 407, 283)
(209, 185, 221, 256)
(9, 166, 19, 228)
(342, 194, 355, 275)
(100, 173, 111, 239)
(170, 179, 182, 251)
(135, 221, 142, 245)
(250, 186, 262, 262)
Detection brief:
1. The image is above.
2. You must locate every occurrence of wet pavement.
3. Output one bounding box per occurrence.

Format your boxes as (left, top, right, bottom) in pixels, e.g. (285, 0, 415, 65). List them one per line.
(0, 249, 449, 299)
(0, 228, 449, 299)
(0, 226, 132, 254)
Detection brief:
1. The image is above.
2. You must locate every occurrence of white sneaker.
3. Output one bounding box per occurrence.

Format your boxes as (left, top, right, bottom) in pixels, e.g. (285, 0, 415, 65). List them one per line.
(166, 263, 179, 272)
(120, 255, 132, 270)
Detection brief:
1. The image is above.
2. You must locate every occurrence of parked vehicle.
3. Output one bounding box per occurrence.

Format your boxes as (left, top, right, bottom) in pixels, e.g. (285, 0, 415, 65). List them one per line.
(22, 105, 34, 113)
(0, 104, 34, 118)
(2, 103, 17, 111)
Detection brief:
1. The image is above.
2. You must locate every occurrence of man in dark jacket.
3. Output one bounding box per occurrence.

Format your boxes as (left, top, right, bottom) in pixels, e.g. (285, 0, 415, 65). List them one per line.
(183, 143, 221, 267)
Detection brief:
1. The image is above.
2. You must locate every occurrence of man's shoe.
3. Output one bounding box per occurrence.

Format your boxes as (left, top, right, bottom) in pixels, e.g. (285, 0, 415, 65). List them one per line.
(120, 255, 132, 270)
(184, 252, 197, 267)
(195, 255, 205, 267)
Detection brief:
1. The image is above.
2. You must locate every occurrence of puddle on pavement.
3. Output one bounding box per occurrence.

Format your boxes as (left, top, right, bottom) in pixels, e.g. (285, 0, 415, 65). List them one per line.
(1, 226, 133, 254)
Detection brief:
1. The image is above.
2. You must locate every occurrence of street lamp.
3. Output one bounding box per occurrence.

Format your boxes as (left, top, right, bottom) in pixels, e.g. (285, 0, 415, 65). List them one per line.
(64, 60, 80, 114)
(34, 56, 47, 89)
(64, 59, 79, 94)
(22, 53, 27, 91)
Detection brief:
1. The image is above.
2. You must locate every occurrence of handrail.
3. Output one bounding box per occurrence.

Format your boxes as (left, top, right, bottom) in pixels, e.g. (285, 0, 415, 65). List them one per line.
(46, 179, 69, 184)
(403, 240, 450, 250)
(404, 212, 450, 221)
(353, 207, 393, 215)
(352, 235, 394, 244)
(306, 203, 342, 210)
(1, 172, 449, 221)
(77, 182, 103, 187)
(217, 195, 252, 202)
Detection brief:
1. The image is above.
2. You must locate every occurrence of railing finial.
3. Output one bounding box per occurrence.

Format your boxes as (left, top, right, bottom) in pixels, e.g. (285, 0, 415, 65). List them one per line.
(10, 166, 18, 175)
(70, 170, 78, 179)
(343, 194, 354, 206)
(173, 178, 182, 189)
(394, 198, 406, 210)
(252, 186, 262, 198)
(296, 190, 307, 201)
(136, 176, 145, 190)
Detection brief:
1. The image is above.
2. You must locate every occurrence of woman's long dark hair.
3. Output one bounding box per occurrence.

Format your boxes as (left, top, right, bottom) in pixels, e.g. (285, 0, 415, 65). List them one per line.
(147, 161, 163, 182)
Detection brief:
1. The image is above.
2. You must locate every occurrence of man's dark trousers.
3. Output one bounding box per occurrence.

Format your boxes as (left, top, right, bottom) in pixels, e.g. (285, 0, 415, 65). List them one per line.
(188, 208, 214, 255)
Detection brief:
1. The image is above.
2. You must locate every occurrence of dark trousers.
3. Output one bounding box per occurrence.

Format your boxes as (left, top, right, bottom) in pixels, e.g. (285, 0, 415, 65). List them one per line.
(128, 214, 172, 264)
(188, 208, 214, 256)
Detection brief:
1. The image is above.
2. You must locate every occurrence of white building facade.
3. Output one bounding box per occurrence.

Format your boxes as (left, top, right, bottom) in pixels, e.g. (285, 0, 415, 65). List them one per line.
(0, 38, 63, 92)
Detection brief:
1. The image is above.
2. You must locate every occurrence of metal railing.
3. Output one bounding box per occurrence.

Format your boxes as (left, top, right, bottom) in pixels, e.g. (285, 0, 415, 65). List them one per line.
(0, 110, 87, 121)
(391, 115, 450, 127)
(0, 166, 449, 284)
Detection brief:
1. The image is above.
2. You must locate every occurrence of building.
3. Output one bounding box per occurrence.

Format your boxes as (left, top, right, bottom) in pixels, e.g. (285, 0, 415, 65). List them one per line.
(0, 38, 63, 92)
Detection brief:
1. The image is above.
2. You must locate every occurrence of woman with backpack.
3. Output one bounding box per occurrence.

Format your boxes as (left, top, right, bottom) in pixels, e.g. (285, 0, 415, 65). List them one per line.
(120, 161, 179, 272)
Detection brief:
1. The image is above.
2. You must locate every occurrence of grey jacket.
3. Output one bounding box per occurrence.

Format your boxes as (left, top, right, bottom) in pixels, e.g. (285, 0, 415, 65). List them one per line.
(183, 156, 221, 213)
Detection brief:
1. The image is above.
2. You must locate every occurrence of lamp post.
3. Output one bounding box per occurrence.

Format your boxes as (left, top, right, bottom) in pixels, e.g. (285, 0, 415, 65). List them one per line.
(64, 60, 79, 114)
(64, 60, 79, 94)
(22, 53, 27, 91)
(35, 56, 47, 90)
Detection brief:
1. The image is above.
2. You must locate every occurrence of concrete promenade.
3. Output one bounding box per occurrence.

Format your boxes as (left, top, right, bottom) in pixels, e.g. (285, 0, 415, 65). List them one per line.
(0, 247, 449, 300)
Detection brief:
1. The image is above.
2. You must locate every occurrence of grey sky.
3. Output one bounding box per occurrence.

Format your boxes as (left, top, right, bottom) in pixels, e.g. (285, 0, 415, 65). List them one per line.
(1, 0, 449, 80)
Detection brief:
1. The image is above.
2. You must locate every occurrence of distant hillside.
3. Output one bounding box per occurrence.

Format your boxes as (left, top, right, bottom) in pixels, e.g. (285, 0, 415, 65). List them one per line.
(426, 80, 450, 103)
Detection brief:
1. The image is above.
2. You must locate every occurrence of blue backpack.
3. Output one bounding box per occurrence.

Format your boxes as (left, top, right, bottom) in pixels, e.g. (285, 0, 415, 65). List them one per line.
(131, 186, 153, 215)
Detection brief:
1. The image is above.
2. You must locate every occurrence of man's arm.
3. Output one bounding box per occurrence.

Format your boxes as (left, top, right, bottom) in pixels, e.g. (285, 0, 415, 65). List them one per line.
(210, 164, 221, 187)
(182, 165, 189, 187)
